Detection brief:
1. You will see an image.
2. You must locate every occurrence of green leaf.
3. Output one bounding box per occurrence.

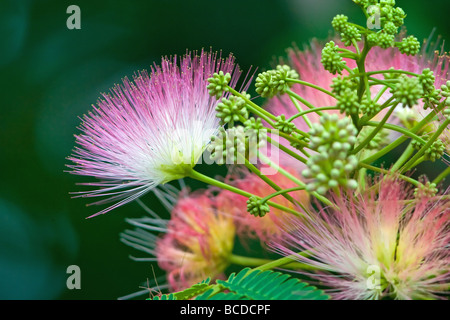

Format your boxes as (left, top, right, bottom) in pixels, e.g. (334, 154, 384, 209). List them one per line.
(207, 292, 249, 300)
(148, 293, 176, 300)
(173, 278, 213, 300)
(194, 288, 216, 300)
(216, 268, 330, 300)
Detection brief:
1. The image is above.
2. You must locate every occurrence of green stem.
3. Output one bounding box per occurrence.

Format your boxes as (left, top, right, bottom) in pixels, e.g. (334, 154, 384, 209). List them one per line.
(342, 64, 354, 74)
(266, 135, 308, 164)
(368, 77, 396, 88)
(260, 186, 306, 204)
(286, 78, 337, 99)
(266, 128, 309, 149)
(358, 162, 419, 186)
(390, 143, 415, 171)
(373, 85, 389, 103)
(358, 167, 367, 193)
(352, 39, 361, 56)
(243, 157, 299, 205)
(286, 89, 319, 113)
(337, 46, 359, 56)
(229, 254, 318, 271)
(289, 94, 312, 128)
(253, 252, 312, 272)
(364, 121, 426, 144)
(358, 96, 395, 126)
(287, 106, 340, 122)
(359, 101, 446, 164)
(346, 69, 420, 80)
(432, 166, 450, 185)
(352, 103, 397, 154)
(227, 87, 278, 126)
(188, 170, 301, 217)
(401, 118, 450, 172)
(257, 153, 336, 208)
(356, 39, 370, 101)
(409, 156, 426, 171)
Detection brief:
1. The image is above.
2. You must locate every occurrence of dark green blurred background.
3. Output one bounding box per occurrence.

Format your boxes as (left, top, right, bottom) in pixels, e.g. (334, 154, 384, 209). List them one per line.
(1, 0, 449, 300)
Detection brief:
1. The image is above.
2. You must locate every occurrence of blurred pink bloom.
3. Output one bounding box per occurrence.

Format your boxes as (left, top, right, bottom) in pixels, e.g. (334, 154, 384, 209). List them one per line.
(67, 50, 241, 217)
(271, 177, 450, 300)
(218, 166, 309, 245)
(121, 189, 236, 292)
(155, 191, 235, 291)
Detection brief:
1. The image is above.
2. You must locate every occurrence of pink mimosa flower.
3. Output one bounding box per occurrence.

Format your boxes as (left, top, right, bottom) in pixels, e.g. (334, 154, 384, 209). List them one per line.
(121, 189, 236, 292)
(67, 50, 241, 217)
(271, 177, 450, 300)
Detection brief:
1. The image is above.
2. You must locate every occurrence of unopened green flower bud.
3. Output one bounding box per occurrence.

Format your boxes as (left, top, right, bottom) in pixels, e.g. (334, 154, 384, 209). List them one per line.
(309, 114, 358, 151)
(246, 196, 270, 217)
(444, 108, 450, 120)
(424, 139, 445, 162)
(368, 32, 395, 49)
(418, 68, 435, 94)
(331, 14, 348, 33)
(321, 41, 347, 75)
(207, 71, 231, 99)
(396, 36, 421, 56)
(255, 70, 277, 98)
(215, 95, 248, 125)
(255, 65, 298, 98)
(414, 181, 438, 199)
(392, 7, 406, 27)
(303, 153, 358, 194)
(380, 0, 396, 7)
(274, 114, 296, 134)
(356, 127, 389, 150)
(359, 98, 381, 116)
(383, 21, 398, 35)
(341, 25, 362, 47)
(207, 126, 246, 164)
(290, 132, 309, 150)
(337, 87, 360, 115)
(244, 117, 264, 131)
(391, 75, 423, 108)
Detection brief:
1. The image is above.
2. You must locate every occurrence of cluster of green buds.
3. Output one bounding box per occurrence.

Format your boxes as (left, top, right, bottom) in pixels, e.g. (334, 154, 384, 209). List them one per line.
(215, 93, 250, 126)
(207, 124, 267, 165)
(274, 114, 296, 134)
(411, 134, 446, 162)
(391, 75, 424, 108)
(302, 114, 359, 194)
(255, 65, 299, 98)
(207, 71, 231, 99)
(246, 196, 270, 217)
(414, 181, 438, 199)
(324, 0, 420, 84)
(321, 41, 347, 75)
(207, 126, 247, 165)
(353, 0, 405, 33)
(423, 80, 450, 109)
(356, 126, 389, 150)
(331, 14, 361, 47)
